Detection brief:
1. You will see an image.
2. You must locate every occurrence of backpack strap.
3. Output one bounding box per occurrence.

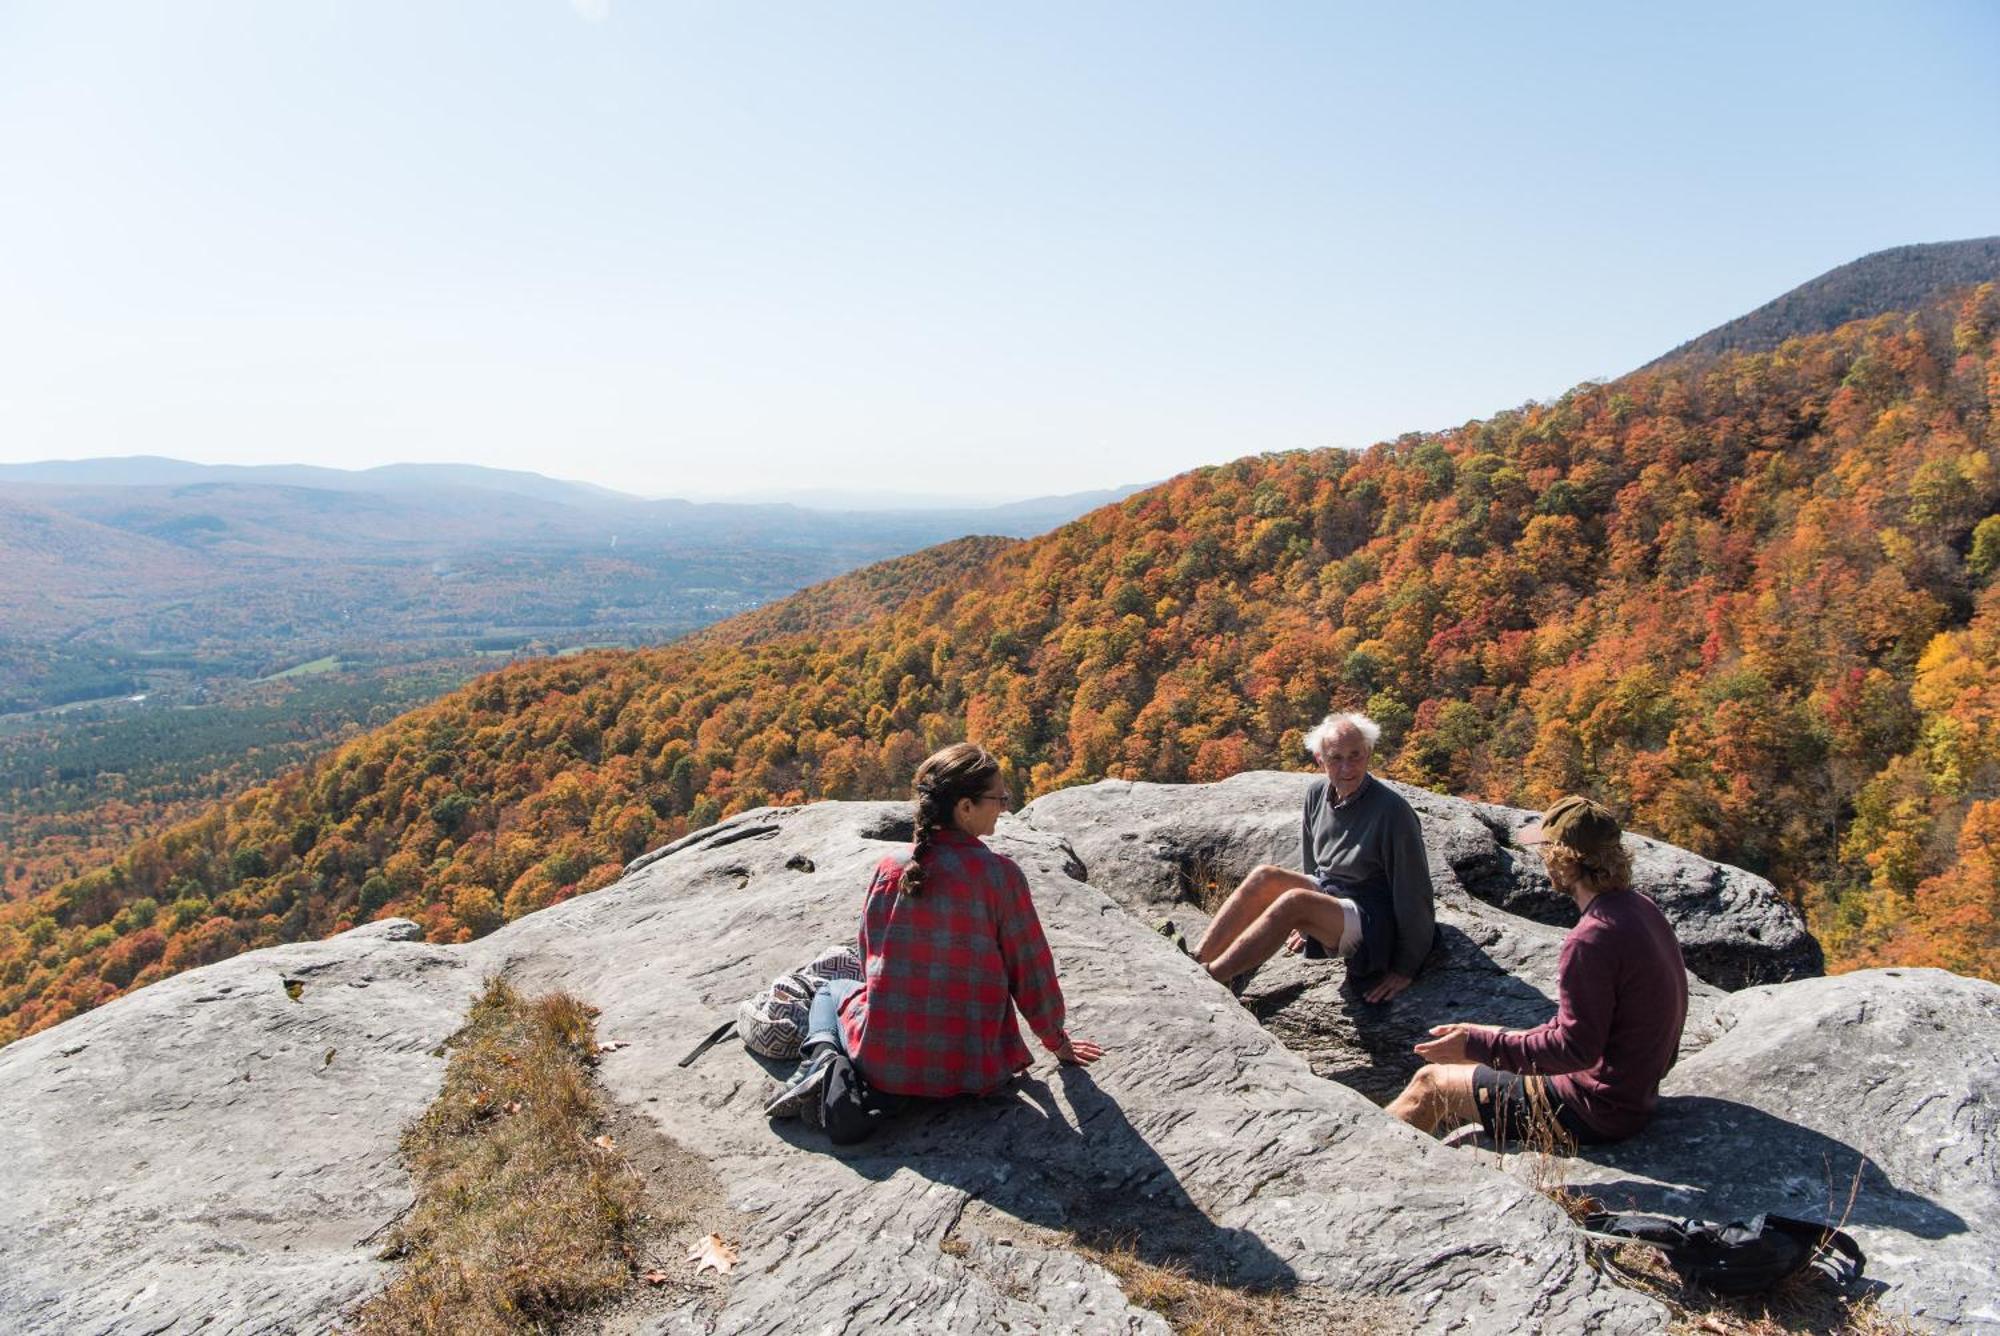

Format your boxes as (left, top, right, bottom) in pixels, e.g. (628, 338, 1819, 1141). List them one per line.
(677, 1017, 738, 1068)
(1767, 1215, 1866, 1287)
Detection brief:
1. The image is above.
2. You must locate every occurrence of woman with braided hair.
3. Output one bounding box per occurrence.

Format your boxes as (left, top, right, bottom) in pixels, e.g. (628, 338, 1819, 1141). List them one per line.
(766, 742, 1103, 1140)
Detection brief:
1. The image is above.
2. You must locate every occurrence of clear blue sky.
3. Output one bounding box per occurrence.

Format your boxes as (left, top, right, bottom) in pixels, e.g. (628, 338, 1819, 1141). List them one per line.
(2, 2, 1995, 502)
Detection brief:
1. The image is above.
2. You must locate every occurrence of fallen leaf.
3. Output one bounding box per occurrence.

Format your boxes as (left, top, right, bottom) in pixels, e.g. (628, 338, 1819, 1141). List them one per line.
(282, 980, 304, 1002)
(323, 1048, 336, 1068)
(641, 1268, 671, 1285)
(597, 1040, 629, 1054)
(593, 1134, 617, 1151)
(687, 1233, 738, 1276)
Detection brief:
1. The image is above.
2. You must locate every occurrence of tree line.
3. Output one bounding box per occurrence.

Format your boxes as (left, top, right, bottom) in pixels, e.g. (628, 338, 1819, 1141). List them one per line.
(4, 284, 1997, 1042)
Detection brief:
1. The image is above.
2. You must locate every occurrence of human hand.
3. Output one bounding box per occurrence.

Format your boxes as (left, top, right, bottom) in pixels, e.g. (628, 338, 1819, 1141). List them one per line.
(1056, 1036, 1104, 1066)
(1363, 971, 1414, 1004)
(1411, 1022, 1501, 1064)
(1284, 929, 1306, 955)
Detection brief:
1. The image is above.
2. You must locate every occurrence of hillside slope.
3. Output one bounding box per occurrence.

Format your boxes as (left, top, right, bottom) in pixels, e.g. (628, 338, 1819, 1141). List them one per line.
(1644, 235, 2000, 368)
(684, 535, 1020, 647)
(4, 281, 1998, 1043)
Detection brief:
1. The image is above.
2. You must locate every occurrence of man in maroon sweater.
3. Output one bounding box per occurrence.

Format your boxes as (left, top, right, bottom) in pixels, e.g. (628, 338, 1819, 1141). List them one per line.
(1386, 795, 1688, 1146)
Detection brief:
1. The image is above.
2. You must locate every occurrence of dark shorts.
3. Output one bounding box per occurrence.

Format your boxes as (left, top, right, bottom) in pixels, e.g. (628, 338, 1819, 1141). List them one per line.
(1470, 1065, 1610, 1147)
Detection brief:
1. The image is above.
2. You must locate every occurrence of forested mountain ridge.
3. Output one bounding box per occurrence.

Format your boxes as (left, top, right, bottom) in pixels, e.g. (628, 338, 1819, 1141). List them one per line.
(1644, 235, 2000, 369)
(682, 535, 1020, 647)
(4, 281, 1998, 1044)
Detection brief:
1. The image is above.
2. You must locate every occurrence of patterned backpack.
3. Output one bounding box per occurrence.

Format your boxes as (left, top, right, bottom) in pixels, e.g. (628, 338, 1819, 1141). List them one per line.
(735, 943, 864, 1060)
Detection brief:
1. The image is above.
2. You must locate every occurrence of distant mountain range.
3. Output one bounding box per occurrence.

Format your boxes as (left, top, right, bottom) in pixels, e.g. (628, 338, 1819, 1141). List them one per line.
(0, 462, 1148, 712)
(1643, 235, 2000, 368)
(0, 456, 1148, 521)
(0, 457, 639, 509)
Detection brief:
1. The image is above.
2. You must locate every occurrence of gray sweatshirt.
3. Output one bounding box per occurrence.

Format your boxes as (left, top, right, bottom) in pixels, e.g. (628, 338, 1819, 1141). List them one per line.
(1301, 775, 1436, 978)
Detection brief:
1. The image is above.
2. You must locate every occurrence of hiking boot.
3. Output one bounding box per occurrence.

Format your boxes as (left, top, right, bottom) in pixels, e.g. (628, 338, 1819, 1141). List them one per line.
(763, 1048, 835, 1122)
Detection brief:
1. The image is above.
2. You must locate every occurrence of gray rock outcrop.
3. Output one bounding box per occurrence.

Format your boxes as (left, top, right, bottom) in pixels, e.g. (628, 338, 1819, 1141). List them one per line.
(3, 802, 1661, 1334)
(1553, 967, 2000, 1332)
(1025, 775, 1995, 1330)
(481, 802, 1666, 1331)
(1021, 771, 1821, 991)
(1, 778, 1987, 1333)
(0, 920, 478, 1334)
(1024, 774, 1730, 1103)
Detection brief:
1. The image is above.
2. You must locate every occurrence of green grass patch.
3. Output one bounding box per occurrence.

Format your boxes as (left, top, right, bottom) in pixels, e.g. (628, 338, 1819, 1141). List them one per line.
(351, 978, 646, 1334)
(260, 655, 342, 680)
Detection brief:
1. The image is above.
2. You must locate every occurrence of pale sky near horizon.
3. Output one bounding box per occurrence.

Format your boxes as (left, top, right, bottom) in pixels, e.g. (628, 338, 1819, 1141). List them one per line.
(2, 3, 1996, 503)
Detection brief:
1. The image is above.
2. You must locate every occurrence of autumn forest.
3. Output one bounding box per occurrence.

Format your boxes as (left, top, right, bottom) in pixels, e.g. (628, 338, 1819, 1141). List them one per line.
(4, 282, 1998, 1044)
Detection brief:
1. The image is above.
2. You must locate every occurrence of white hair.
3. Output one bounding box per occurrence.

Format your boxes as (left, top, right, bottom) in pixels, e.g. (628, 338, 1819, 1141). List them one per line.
(1303, 711, 1381, 759)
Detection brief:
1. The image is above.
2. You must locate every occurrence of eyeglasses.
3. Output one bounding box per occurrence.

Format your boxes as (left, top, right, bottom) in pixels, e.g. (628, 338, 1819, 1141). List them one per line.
(977, 790, 1011, 805)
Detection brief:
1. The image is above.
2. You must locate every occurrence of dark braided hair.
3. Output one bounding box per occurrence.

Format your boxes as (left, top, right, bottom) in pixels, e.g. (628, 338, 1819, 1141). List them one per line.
(901, 742, 1002, 897)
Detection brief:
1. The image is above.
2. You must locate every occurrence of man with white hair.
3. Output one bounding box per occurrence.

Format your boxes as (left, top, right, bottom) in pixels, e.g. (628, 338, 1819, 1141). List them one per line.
(1192, 711, 1435, 1003)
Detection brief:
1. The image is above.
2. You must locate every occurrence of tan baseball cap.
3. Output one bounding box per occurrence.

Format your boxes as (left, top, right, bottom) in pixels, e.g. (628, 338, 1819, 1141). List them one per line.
(1517, 794, 1623, 859)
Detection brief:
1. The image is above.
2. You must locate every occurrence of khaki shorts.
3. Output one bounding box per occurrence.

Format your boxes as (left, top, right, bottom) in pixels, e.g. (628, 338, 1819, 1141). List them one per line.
(1328, 896, 1363, 956)
(1300, 887, 1366, 961)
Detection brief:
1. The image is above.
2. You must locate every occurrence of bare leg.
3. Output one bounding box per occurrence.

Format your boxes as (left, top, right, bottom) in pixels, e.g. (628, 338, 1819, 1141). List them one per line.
(1194, 865, 1319, 966)
(1387, 1063, 1479, 1135)
(1204, 886, 1351, 984)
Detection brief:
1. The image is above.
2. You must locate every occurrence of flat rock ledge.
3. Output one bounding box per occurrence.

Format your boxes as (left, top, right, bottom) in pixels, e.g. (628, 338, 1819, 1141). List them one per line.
(1021, 771, 1821, 991)
(1552, 967, 2000, 1332)
(1, 781, 1987, 1333)
(0, 920, 476, 1335)
(1022, 775, 1996, 1331)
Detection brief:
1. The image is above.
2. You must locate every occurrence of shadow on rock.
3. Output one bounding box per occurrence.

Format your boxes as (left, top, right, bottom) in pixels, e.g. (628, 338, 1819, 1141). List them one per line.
(1569, 1095, 1968, 1241)
(816, 1067, 1300, 1292)
(1258, 920, 1559, 1105)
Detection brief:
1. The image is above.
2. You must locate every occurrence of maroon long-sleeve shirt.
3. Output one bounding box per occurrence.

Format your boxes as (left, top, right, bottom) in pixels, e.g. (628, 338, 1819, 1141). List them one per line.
(1463, 887, 1688, 1141)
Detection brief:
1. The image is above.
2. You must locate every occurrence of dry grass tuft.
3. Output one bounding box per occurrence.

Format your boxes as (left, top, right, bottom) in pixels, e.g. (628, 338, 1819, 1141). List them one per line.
(350, 977, 646, 1335)
(1589, 1240, 1915, 1335)
(1183, 852, 1239, 914)
(1074, 1236, 1287, 1336)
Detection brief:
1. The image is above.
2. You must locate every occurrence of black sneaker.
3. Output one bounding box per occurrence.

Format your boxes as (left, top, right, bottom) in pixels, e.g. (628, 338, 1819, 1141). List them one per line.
(763, 1049, 835, 1122)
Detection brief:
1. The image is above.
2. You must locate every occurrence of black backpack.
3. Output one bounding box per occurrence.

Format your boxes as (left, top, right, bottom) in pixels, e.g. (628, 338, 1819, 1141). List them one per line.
(1581, 1211, 1865, 1296)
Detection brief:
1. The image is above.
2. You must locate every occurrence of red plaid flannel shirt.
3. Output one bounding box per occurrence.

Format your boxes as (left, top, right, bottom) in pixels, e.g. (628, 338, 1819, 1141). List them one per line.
(838, 828, 1068, 1097)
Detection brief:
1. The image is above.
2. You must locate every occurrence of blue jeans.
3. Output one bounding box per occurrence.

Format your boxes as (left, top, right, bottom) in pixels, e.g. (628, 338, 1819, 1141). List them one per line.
(806, 978, 862, 1056)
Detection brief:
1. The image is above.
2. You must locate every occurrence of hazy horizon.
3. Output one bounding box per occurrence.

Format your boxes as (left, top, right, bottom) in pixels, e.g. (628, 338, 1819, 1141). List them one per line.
(0, 451, 1145, 509)
(3, 2, 1996, 498)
